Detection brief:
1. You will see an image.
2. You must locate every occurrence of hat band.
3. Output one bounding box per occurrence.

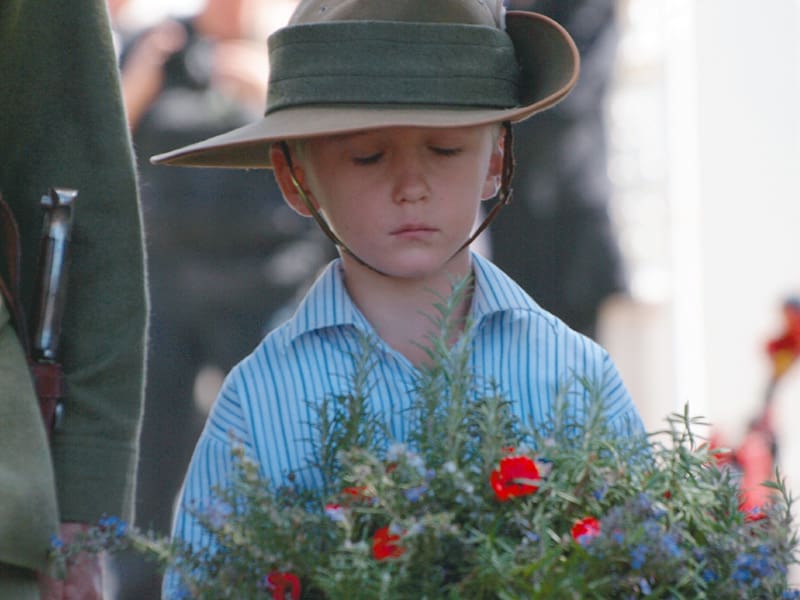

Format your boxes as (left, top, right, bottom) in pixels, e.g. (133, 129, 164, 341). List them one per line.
(266, 21, 520, 115)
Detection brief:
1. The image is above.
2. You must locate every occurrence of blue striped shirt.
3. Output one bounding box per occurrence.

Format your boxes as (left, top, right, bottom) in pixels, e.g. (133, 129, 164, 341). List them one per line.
(165, 252, 644, 595)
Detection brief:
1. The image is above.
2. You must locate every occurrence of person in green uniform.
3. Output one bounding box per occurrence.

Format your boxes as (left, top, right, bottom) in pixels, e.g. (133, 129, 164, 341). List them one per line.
(0, 0, 147, 598)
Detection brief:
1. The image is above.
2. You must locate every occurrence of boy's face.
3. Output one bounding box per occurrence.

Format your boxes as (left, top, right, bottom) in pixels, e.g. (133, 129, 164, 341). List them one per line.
(273, 124, 503, 280)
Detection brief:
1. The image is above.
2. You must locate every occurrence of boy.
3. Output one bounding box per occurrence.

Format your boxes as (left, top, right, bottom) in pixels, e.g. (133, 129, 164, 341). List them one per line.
(152, 0, 646, 591)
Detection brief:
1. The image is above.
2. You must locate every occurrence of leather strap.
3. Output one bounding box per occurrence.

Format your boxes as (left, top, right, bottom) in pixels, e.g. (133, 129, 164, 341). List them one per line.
(0, 192, 64, 434)
(0, 193, 30, 355)
(30, 362, 64, 431)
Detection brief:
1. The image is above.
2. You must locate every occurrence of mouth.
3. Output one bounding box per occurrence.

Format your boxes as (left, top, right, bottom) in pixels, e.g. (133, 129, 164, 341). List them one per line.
(391, 224, 438, 236)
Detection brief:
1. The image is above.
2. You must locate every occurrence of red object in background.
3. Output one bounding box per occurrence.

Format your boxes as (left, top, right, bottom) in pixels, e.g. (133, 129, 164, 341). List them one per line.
(766, 297, 800, 379)
(711, 296, 799, 515)
(733, 423, 776, 513)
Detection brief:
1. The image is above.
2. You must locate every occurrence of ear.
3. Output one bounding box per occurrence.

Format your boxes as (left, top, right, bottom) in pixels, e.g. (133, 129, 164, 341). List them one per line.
(480, 135, 504, 201)
(270, 143, 316, 217)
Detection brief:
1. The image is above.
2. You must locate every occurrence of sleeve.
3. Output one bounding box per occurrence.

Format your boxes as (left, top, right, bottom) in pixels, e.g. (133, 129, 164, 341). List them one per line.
(555, 328, 646, 439)
(0, 0, 147, 523)
(597, 350, 647, 438)
(163, 371, 254, 597)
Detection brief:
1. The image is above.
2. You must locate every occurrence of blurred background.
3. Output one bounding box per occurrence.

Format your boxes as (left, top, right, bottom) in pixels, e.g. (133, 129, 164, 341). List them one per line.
(107, 0, 800, 595)
(600, 0, 800, 497)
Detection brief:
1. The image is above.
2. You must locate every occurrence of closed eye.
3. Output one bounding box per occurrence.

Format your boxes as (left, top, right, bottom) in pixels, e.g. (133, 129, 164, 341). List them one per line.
(353, 152, 383, 165)
(430, 146, 462, 157)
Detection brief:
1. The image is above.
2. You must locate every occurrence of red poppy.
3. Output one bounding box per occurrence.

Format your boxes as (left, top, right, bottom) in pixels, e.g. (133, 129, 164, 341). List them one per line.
(341, 486, 370, 501)
(264, 571, 301, 600)
(571, 516, 601, 544)
(490, 455, 541, 501)
(372, 526, 405, 560)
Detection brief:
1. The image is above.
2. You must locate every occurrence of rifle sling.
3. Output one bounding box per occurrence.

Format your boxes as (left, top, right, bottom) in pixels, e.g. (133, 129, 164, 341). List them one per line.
(0, 192, 63, 434)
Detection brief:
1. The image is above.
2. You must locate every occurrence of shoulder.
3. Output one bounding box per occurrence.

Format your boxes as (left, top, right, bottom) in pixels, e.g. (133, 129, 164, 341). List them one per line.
(200, 323, 298, 446)
(471, 252, 568, 337)
(220, 258, 359, 404)
(469, 260, 642, 434)
(224, 318, 299, 394)
(471, 253, 619, 382)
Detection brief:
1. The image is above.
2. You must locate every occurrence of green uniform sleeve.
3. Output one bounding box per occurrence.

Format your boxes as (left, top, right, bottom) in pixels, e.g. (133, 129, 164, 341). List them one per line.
(0, 0, 147, 524)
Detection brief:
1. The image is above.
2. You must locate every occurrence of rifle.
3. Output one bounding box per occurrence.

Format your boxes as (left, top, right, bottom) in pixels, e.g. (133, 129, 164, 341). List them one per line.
(0, 188, 76, 434)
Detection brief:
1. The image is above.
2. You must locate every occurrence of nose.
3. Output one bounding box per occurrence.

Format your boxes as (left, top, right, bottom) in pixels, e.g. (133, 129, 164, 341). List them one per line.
(390, 149, 430, 205)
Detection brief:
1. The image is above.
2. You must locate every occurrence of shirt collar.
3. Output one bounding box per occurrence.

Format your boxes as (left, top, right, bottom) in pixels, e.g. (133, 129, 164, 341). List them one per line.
(283, 253, 540, 343)
(283, 259, 366, 343)
(469, 251, 540, 323)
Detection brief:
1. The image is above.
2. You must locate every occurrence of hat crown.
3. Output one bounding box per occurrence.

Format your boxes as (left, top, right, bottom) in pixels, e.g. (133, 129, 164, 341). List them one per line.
(150, 2, 580, 169)
(289, 0, 504, 28)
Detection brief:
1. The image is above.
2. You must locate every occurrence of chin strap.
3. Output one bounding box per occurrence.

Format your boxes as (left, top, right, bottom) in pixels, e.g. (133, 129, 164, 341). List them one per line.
(278, 122, 514, 277)
(456, 122, 515, 253)
(279, 141, 386, 275)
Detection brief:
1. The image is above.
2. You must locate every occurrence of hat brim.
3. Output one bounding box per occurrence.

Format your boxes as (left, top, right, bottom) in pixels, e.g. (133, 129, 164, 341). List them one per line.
(150, 11, 579, 169)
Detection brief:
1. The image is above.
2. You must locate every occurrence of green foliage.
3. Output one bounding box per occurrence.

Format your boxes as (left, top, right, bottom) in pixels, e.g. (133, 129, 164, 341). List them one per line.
(52, 281, 800, 598)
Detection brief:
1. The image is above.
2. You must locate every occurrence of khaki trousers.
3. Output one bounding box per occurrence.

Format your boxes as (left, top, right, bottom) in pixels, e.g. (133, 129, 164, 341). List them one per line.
(0, 299, 59, 582)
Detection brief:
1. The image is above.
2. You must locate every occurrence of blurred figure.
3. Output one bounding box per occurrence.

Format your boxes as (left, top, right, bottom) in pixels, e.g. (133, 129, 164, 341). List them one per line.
(110, 1, 333, 597)
(711, 296, 800, 517)
(490, 0, 627, 339)
(106, 0, 138, 54)
(766, 296, 800, 384)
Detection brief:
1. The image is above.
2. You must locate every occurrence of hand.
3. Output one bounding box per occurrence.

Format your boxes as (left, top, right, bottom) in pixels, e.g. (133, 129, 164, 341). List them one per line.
(38, 522, 104, 600)
(121, 19, 187, 131)
(210, 39, 270, 113)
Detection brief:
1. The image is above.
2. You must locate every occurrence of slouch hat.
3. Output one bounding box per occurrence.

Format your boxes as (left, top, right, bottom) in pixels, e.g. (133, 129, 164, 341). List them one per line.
(151, 0, 579, 169)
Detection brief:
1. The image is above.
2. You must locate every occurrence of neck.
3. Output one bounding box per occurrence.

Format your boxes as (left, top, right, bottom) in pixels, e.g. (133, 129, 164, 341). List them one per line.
(342, 252, 474, 367)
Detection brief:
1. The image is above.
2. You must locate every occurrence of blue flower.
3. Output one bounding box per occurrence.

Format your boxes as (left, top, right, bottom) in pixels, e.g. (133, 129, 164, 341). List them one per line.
(643, 520, 660, 537)
(634, 493, 652, 512)
(386, 443, 407, 462)
(407, 452, 426, 474)
(630, 544, 648, 570)
(50, 535, 64, 549)
(524, 530, 540, 544)
(204, 499, 233, 529)
(651, 504, 667, 520)
(660, 533, 683, 558)
(324, 504, 346, 522)
(404, 484, 428, 503)
(98, 515, 117, 527)
(98, 515, 128, 538)
(752, 557, 772, 578)
(639, 577, 652, 595)
(732, 567, 752, 584)
(592, 484, 608, 501)
(693, 548, 706, 561)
